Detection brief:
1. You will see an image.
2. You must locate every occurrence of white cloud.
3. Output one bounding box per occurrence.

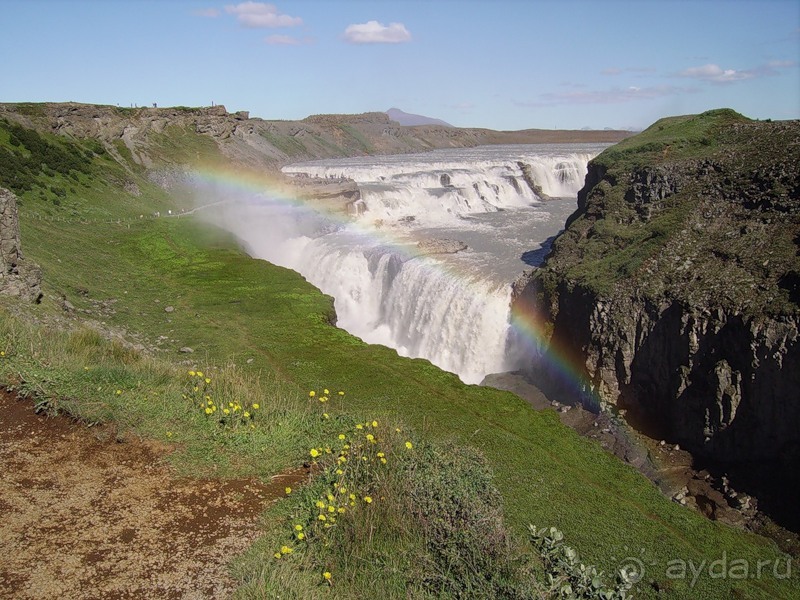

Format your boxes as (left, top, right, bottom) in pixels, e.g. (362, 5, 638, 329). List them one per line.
(678, 63, 752, 83)
(194, 8, 220, 18)
(343, 21, 411, 44)
(225, 2, 302, 28)
(265, 34, 302, 45)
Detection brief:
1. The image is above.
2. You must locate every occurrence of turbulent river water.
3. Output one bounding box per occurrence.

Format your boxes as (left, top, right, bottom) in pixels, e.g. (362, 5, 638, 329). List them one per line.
(212, 144, 607, 384)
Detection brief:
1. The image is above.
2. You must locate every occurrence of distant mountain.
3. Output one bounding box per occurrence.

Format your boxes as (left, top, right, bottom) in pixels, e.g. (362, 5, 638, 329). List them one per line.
(386, 107, 453, 127)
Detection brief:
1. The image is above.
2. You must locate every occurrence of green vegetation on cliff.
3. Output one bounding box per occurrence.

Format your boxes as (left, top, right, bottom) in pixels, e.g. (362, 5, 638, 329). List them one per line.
(0, 105, 797, 599)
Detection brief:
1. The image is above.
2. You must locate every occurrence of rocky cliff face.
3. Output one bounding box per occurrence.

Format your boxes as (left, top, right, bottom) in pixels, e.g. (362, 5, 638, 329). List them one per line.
(517, 111, 800, 479)
(0, 187, 42, 303)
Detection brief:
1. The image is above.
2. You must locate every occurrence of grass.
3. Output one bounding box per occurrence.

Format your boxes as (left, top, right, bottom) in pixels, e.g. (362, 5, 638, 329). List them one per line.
(1, 113, 798, 598)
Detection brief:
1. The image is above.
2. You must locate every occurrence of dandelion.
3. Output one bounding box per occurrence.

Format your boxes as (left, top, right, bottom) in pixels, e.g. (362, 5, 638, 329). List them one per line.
(115, 389, 122, 395)
(252, 403, 259, 409)
(205, 378, 211, 384)
(297, 532, 305, 540)
(318, 514, 327, 521)
(405, 441, 413, 450)
(315, 500, 325, 509)
(324, 389, 329, 395)
(204, 407, 213, 415)
(366, 434, 374, 442)
(280, 545, 293, 555)
(274, 552, 282, 559)
(380, 457, 387, 464)
(309, 390, 316, 397)
(356, 424, 363, 430)
(327, 505, 335, 513)
(188, 370, 196, 376)
(310, 448, 320, 458)
(364, 496, 373, 504)
(223, 408, 230, 415)
(323, 571, 332, 581)
(294, 524, 303, 531)
(285, 487, 292, 495)
(338, 434, 346, 440)
(372, 420, 378, 428)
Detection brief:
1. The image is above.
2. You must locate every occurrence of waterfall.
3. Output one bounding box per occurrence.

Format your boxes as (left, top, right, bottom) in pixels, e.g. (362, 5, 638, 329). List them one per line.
(211, 144, 604, 384)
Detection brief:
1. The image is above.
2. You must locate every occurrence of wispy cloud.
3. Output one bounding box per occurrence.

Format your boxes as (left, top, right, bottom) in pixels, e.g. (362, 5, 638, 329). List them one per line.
(225, 2, 302, 28)
(677, 60, 794, 84)
(518, 85, 696, 107)
(343, 21, 411, 44)
(193, 8, 220, 18)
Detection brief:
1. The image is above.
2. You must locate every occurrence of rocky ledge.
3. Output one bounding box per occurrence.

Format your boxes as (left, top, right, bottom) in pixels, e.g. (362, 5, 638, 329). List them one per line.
(0, 187, 42, 303)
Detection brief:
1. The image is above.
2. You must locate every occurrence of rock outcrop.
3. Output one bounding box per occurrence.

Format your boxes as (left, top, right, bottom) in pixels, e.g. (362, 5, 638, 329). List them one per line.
(515, 111, 800, 523)
(0, 187, 42, 303)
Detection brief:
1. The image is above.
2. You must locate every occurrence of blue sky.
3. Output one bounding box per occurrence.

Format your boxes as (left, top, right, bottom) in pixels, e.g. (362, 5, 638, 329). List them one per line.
(2, 0, 798, 130)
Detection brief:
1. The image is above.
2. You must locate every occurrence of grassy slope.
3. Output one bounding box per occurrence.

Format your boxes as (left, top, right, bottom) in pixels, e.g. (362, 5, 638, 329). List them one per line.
(2, 117, 797, 599)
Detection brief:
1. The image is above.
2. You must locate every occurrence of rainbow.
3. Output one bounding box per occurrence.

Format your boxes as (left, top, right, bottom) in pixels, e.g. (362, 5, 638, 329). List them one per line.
(187, 162, 600, 408)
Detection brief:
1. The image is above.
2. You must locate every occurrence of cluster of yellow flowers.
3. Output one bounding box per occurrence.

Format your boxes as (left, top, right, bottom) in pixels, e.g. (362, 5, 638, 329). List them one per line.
(308, 388, 345, 404)
(274, 392, 416, 588)
(183, 370, 260, 429)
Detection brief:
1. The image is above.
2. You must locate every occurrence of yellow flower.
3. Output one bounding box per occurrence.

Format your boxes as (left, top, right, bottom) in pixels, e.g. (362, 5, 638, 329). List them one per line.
(380, 457, 387, 464)
(310, 448, 320, 458)
(323, 413, 330, 419)
(115, 389, 122, 395)
(204, 407, 212, 415)
(252, 403, 259, 409)
(324, 447, 332, 454)
(366, 434, 374, 442)
(377, 452, 385, 458)
(297, 532, 305, 540)
(323, 571, 332, 581)
(244, 411, 251, 418)
(339, 486, 347, 493)
(337, 507, 346, 514)
(372, 420, 378, 428)
(285, 487, 292, 495)
(405, 441, 413, 450)
(274, 552, 282, 559)
(205, 378, 211, 384)
(327, 505, 335, 513)
(338, 434, 346, 440)
(197, 371, 204, 378)
(338, 391, 345, 396)
(188, 370, 196, 376)
(356, 424, 363, 430)
(223, 408, 230, 415)
(309, 390, 316, 397)
(336, 468, 343, 475)
(318, 514, 327, 521)
(326, 493, 334, 501)
(364, 496, 373, 504)
(280, 545, 292, 555)
(324, 389, 330, 395)
(166, 431, 173, 438)
(207, 399, 213, 405)
(315, 500, 325, 509)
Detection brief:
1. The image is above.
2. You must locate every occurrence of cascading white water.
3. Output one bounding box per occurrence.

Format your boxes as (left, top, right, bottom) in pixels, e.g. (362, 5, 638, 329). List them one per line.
(282, 145, 596, 226)
(210, 144, 606, 384)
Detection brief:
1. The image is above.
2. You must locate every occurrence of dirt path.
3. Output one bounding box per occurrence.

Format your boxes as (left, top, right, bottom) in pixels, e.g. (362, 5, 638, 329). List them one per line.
(0, 391, 309, 599)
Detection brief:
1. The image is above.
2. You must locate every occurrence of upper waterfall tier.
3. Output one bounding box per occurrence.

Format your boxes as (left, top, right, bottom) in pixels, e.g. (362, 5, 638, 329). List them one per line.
(283, 144, 604, 225)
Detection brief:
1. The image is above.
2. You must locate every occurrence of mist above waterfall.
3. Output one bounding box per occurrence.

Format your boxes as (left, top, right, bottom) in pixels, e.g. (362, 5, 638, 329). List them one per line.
(207, 144, 605, 383)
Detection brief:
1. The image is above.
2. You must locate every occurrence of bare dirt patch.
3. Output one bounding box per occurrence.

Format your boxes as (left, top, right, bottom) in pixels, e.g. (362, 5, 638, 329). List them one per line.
(0, 391, 310, 599)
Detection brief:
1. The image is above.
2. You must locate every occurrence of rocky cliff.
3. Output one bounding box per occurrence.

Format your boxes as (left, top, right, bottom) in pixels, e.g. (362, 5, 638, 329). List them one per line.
(0, 187, 42, 303)
(516, 110, 800, 517)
